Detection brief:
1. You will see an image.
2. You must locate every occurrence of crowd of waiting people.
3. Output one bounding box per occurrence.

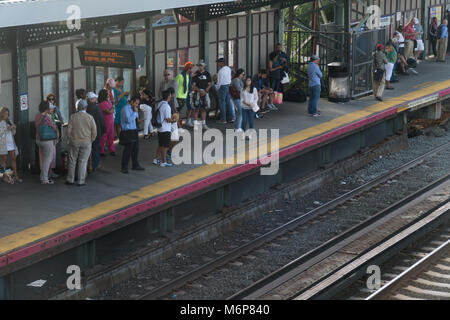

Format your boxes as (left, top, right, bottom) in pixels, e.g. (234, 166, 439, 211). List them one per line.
(372, 17, 448, 101)
(0, 44, 290, 185)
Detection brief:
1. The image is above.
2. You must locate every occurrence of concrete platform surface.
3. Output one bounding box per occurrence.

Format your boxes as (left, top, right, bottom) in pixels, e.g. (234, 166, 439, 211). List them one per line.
(0, 58, 449, 261)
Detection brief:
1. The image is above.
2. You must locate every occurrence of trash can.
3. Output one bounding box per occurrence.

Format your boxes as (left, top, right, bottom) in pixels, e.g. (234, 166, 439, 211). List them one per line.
(327, 62, 350, 103)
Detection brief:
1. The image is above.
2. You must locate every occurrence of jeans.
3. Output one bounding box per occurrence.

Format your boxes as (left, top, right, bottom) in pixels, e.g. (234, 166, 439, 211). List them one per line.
(271, 78, 281, 92)
(233, 99, 243, 130)
(219, 85, 235, 121)
(91, 137, 101, 171)
(121, 130, 140, 170)
(308, 85, 321, 115)
(241, 109, 255, 131)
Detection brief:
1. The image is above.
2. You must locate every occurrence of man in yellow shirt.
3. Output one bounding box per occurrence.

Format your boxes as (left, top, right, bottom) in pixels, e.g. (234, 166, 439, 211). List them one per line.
(176, 62, 194, 127)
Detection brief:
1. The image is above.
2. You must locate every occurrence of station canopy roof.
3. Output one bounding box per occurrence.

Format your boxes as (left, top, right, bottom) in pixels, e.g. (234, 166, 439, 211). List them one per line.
(0, 0, 232, 29)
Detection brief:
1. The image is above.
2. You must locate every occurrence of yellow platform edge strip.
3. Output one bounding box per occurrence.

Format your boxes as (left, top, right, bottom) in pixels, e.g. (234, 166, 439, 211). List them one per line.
(1, 80, 449, 254)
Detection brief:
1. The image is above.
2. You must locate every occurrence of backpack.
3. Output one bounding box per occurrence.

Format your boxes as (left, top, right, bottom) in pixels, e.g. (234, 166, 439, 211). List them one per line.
(151, 104, 162, 128)
(284, 88, 307, 103)
(407, 57, 417, 68)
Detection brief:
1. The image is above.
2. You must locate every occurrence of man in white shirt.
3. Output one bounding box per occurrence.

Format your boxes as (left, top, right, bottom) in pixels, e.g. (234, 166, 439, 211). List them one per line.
(154, 89, 175, 168)
(215, 58, 235, 124)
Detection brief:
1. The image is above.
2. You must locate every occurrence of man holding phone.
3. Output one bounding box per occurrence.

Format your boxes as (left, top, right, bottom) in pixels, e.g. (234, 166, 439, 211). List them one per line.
(120, 96, 144, 173)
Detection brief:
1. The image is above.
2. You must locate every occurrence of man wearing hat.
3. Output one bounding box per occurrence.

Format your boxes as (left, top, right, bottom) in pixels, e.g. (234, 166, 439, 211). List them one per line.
(372, 44, 388, 101)
(86, 92, 106, 172)
(66, 99, 97, 186)
(306, 55, 323, 117)
(176, 62, 194, 127)
(192, 60, 212, 130)
(215, 57, 235, 123)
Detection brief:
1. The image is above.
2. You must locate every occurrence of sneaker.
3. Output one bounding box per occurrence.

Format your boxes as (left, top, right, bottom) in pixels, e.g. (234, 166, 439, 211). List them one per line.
(202, 124, 210, 130)
(236, 128, 244, 133)
(186, 119, 194, 127)
(313, 113, 321, 117)
(217, 120, 227, 124)
(153, 159, 161, 165)
(41, 179, 55, 185)
(386, 87, 394, 90)
(269, 104, 278, 110)
(49, 172, 59, 179)
(410, 69, 418, 74)
(376, 97, 383, 102)
(160, 162, 174, 167)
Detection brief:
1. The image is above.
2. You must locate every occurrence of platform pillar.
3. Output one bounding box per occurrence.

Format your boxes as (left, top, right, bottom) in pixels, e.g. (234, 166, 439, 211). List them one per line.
(145, 16, 154, 91)
(12, 29, 30, 171)
(76, 240, 96, 269)
(426, 101, 442, 120)
(160, 208, 175, 234)
(246, 11, 252, 76)
(87, 32, 95, 91)
(0, 274, 13, 300)
(198, 6, 209, 67)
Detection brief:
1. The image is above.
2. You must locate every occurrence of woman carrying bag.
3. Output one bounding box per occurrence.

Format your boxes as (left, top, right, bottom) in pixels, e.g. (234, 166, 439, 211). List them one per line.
(372, 44, 388, 102)
(35, 101, 58, 184)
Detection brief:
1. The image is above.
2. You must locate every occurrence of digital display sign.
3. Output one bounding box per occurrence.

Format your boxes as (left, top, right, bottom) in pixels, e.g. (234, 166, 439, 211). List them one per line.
(77, 44, 146, 69)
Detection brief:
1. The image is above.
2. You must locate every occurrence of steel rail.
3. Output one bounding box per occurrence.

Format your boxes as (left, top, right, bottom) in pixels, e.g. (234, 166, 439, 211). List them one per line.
(366, 239, 450, 300)
(136, 141, 450, 300)
(230, 173, 450, 300)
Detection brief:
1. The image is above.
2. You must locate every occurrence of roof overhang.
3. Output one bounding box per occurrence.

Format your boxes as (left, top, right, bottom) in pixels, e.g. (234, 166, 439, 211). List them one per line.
(0, 0, 231, 29)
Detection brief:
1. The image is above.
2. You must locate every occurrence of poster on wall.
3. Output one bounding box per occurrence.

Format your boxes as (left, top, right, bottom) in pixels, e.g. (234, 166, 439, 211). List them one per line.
(430, 6, 442, 24)
(20, 93, 28, 111)
(396, 12, 401, 22)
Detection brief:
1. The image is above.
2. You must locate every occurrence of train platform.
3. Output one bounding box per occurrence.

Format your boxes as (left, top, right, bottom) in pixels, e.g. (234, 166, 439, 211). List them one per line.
(1, 58, 450, 270)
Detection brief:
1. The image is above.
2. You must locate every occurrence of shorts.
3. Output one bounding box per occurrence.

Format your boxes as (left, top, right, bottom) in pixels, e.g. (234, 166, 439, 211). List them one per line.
(177, 98, 186, 111)
(158, 131, 171, 148)
(171, 128, 179, 141)
(414, 39, 424, 51)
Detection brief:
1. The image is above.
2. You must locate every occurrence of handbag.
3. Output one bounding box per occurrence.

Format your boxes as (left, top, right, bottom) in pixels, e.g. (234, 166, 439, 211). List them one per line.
(273, 92, 283, 104)
(38, 116, 57, 141)
(281, 71, 290, 84)
(229, 85, 241, 100)
(373, 68, 384, 82)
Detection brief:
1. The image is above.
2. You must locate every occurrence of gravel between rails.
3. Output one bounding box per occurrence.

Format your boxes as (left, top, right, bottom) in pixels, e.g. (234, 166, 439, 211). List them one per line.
(94, 131, 450, 300)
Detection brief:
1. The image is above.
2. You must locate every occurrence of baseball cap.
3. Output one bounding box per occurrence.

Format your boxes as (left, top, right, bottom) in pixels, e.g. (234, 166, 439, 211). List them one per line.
(413, 17, 419, 24)
(76, 99, 88, 110)
(216, 57, 225, 63)
(197, 60, 207, 67)
(311, 55, 320, 61)
(184, 61, 194, 68)
(87, 92, 98, 99)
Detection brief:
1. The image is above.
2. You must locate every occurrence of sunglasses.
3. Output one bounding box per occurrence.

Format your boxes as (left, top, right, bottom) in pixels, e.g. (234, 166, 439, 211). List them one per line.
(48, 98, 55, 101)
(164, 74, 170, 76)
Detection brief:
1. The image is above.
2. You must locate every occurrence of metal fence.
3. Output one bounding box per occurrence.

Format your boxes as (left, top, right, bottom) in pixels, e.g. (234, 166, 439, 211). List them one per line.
(351, 29, 386, 98)
(284, 29, 350, 96)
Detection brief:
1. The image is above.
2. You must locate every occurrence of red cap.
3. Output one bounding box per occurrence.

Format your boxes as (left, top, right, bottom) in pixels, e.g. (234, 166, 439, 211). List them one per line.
(376, 44, 384, 50)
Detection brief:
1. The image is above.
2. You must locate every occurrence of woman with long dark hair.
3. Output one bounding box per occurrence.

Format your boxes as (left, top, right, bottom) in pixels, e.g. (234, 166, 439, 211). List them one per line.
(268, 52, 283, 92)
(231, 69, 245, 132)
(240, 77, 259, 137)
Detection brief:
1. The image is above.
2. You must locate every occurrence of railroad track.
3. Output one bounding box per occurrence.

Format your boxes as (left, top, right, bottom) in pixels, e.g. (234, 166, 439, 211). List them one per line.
(136, 142, 450, 300)
(367, 238, 450, 300)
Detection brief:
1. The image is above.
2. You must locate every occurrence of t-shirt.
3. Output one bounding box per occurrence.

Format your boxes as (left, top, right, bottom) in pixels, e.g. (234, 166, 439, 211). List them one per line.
(414, 24, 423, 40)
(193, 71, 212, 90)
(157, 101, 172, 133)
(404, 24, 415, 40)
(398, 33, 405, 47)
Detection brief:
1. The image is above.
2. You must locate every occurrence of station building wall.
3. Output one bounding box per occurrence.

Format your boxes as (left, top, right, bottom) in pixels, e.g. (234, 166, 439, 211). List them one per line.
(10, 9, 276, 125)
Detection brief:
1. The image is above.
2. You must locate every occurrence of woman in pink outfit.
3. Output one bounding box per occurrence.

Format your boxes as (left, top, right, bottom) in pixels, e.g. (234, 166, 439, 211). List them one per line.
(98, 89, 116, 156)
